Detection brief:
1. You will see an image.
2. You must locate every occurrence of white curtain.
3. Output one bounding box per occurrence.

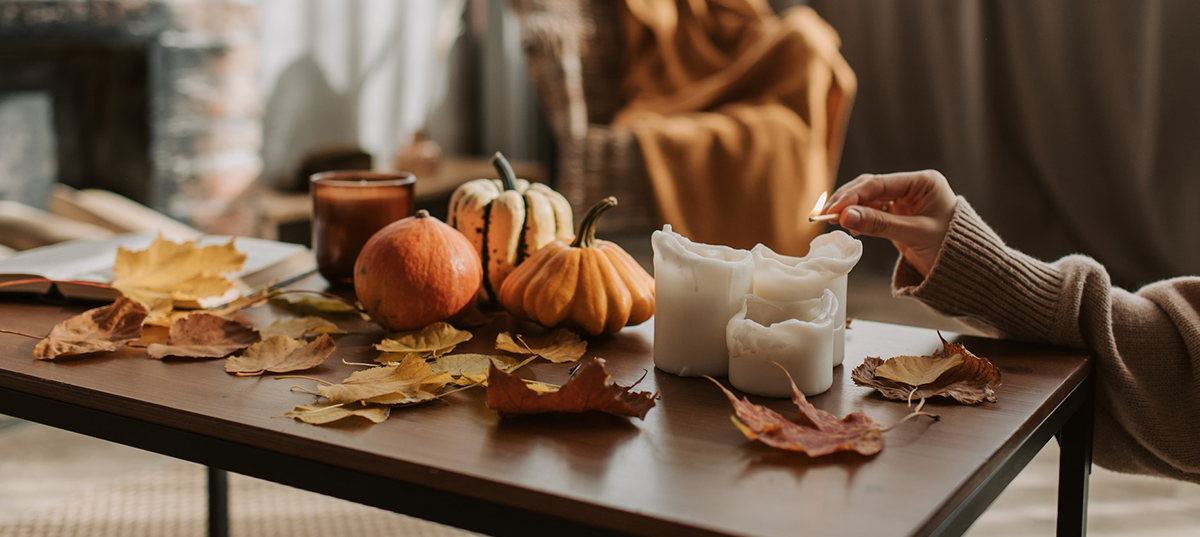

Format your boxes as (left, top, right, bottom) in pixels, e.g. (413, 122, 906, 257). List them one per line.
(257, 0, 542, 188)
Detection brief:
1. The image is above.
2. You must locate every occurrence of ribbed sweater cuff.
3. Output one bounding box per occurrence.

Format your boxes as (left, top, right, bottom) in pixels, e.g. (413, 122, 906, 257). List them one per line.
(893, 198, 1067, 341)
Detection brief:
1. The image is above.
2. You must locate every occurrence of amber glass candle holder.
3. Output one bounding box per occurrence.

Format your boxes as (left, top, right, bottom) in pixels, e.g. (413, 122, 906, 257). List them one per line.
(311, 170, 415, 286)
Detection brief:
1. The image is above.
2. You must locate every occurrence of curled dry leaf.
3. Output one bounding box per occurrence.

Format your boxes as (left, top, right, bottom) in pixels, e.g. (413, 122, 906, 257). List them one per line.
(269, 291, 363, 315)
(430, 353, 523, 386)
(711, 371, 884, 457)
(278, 401, 390, 425)
(376, 322, 472, 357)
(319, 354, 438, 404)
(486, 358, 656, 419)
(33, 297, 148, 360)
(225, 334, 335, 376)
(851, 336, 1002, 405)
(148, 313, 261, 359)
(257, 317, 343, 339)
(496, 329, 586, 363)
(110, 235, 246, 314)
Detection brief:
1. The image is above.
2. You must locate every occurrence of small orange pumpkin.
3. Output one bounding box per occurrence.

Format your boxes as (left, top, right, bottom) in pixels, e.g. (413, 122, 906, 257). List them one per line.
(498, 197, 655, 335)
(354, 210, 482, 331)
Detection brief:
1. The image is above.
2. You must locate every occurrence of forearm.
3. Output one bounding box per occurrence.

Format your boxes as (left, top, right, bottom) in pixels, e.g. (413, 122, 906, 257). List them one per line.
(893, 198, 1200, 481)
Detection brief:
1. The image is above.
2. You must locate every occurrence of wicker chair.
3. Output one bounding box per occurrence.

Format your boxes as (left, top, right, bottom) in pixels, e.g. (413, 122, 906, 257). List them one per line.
(510, 0, 655, 233)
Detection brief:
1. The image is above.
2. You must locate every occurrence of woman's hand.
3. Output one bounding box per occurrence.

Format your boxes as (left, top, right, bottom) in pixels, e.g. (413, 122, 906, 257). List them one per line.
(820, 170, 957, 276)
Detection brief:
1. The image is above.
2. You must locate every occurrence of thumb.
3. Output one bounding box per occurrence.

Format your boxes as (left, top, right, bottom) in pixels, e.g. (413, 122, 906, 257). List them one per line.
(840, 206, 927, 245)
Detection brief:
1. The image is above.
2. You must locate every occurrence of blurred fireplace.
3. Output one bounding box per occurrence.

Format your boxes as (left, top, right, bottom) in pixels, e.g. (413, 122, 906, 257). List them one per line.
(0, 42, 151, 206)
(0, 1, 261, 235)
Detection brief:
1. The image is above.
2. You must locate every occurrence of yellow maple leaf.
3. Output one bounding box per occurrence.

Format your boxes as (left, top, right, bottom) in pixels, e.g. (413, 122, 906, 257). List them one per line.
(111, 235, 246, 314)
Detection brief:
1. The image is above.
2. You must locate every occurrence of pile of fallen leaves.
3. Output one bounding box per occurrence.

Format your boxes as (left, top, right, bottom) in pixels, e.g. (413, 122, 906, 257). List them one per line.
(711, 335, 1001, 458)
(17, 236, 657, 426)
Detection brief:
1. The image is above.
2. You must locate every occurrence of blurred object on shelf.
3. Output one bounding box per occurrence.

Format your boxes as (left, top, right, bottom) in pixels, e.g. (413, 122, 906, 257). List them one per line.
(293, 146, 373, 192)
(49, 185, 203, 240)
(394, 130, 443, 179)
(257, 156, 544, 243)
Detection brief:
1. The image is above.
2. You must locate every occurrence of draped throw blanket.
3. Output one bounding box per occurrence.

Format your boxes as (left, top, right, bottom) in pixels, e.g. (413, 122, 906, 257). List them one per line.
(614, 0, 855, 255)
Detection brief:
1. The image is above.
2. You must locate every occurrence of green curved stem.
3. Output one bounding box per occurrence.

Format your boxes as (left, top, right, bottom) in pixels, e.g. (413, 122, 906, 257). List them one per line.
(570, 197, 618, 248)
(491, 152, 519, 191)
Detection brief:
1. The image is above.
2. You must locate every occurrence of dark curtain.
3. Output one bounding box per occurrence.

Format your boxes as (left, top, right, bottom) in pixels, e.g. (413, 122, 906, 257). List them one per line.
(807, 0, 1200, 289)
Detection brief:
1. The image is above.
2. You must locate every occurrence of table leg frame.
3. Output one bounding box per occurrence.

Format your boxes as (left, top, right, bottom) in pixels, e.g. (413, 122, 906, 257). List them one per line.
(0, 386, 658, 537)
(924, 371, 1094, 537)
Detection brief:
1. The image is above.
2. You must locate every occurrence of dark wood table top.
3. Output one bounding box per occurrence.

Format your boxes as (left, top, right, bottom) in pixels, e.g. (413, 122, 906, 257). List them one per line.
(0, 283, 1091, 537)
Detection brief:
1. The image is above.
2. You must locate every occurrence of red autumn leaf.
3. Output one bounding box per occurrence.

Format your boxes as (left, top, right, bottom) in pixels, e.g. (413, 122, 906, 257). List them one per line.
(33, 297, 148, 360)
(711, 372, 884, 457)
(147, 313, 261, 359)
(486, 358, 656, 419)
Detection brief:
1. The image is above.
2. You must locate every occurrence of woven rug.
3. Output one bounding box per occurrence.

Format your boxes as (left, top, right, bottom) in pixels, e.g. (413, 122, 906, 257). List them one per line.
(0, 460, 475, 537)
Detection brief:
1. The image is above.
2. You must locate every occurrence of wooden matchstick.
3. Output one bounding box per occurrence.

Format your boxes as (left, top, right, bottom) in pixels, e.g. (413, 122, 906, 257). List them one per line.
(808, 213, 839, 223)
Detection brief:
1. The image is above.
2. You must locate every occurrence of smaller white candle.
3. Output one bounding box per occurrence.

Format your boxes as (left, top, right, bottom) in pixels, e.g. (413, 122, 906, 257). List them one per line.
(652, 225, 754, 377)
(751, 231, 862, 367)
(726, 290, 837, 397)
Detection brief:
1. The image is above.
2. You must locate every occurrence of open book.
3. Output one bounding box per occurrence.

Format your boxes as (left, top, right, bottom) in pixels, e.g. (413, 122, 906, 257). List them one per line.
(0, 233, 316, 306)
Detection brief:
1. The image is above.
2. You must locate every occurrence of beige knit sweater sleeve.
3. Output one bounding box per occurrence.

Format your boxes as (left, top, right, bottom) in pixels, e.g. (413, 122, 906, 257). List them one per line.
(893, 198, 1200, 484)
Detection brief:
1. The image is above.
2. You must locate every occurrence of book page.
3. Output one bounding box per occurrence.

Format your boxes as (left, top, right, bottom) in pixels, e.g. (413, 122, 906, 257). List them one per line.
(0, 233, 315, 303)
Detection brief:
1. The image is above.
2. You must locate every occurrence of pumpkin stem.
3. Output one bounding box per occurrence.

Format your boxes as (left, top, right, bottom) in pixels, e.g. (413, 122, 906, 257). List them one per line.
(491, 152, 519, 191)
(415, 210, 429, 219)
(571, 197, 618, 248)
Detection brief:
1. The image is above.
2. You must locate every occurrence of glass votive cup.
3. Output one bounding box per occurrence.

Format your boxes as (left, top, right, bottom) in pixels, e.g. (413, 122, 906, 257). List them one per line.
(310, 170, 415, 286)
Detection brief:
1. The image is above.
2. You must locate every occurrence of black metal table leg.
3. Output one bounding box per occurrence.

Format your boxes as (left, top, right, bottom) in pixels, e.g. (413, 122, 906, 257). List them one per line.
(208, 466, 229, 537)
(1056, 375, 1094, 537)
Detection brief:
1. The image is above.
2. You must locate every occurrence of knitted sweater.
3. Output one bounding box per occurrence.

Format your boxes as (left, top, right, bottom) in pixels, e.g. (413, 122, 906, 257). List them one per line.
(893, 198, 1200, 483)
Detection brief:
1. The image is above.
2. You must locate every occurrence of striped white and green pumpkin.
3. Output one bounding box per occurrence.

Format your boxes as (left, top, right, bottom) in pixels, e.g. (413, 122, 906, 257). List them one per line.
(448, 152, 573, 304)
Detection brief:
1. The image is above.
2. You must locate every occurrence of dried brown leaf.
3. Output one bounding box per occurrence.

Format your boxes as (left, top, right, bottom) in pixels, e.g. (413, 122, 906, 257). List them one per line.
(269, 291, 362, 314)
(375, 322, 472, 357)
(33, 297, 148, 360)
(362, 372, 454, 405)
(148, 313, 261, 359)
(851, 336, 1002, 404)
(318, 355, 434, 404)
(486, 358, 656, 419)
(225, 334, 335, 376)
(711, 372, 884, 457)
(495, 329, 587, 363)
(258, 317, 343, 339)
(278, 401, 389, 424)
(431, 353, 522, 386)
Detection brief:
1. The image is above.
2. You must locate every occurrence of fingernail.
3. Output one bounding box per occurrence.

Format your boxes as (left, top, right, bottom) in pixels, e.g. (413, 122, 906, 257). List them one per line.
(843, 208, 861, 228)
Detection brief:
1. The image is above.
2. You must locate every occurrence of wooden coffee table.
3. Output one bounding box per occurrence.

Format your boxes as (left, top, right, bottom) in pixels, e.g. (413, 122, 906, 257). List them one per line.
(0, 278, 1092, 537)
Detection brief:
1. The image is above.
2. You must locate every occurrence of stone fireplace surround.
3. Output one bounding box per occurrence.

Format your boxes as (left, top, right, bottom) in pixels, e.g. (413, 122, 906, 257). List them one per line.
(0, 0, 261, 236)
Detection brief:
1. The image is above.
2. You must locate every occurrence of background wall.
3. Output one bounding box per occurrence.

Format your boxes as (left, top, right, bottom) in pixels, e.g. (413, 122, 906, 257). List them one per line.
(804, 0, 1200, 289)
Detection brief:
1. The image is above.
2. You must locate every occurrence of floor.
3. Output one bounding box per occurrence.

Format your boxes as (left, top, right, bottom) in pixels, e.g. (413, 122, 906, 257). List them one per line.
(1, 238, 1197, 536)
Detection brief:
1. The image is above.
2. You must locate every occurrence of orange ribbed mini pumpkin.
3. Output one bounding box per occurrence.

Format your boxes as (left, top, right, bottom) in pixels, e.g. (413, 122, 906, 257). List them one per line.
(498, 197, 655, 335)
(354, 210, 482, 331)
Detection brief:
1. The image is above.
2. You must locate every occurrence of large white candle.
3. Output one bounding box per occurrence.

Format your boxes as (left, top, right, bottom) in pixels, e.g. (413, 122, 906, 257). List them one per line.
(727, 290, 837, 397)
(751, 231, 862, 367)
(652, 225, 753, 377)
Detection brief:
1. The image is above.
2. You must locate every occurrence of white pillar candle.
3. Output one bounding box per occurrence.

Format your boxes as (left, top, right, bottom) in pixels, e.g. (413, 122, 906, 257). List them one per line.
(651, 225, 753, 377)
(751, 231, 862, 367)
(726, 290, 837, 397)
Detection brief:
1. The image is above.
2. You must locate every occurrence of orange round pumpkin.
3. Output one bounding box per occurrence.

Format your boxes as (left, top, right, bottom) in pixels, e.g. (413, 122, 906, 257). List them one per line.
(354, 210, 482, 331)
(498, 197, 655, 335)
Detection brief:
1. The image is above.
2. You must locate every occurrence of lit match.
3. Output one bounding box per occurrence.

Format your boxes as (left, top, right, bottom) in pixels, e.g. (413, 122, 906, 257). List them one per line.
(808, 191, 838, 223)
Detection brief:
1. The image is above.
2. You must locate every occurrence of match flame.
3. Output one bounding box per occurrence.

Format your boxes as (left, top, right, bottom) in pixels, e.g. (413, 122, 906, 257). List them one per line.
(810, 191, 828, 217)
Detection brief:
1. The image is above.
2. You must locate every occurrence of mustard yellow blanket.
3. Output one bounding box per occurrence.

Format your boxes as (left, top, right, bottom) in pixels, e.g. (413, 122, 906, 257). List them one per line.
(614, 0, 855, 255)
